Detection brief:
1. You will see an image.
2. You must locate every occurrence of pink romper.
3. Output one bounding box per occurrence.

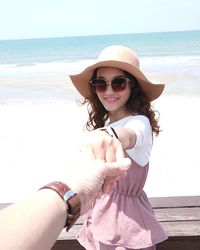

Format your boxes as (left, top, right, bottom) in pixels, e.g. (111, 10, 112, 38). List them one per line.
(77, 116, 168, 249)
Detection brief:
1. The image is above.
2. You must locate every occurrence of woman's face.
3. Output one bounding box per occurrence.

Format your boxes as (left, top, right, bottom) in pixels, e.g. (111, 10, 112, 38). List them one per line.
(96, 67, 132, 121)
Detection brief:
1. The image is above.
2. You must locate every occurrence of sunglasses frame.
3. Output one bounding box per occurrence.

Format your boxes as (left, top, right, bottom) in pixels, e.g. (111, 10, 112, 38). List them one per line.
(90, 76, 131, 93)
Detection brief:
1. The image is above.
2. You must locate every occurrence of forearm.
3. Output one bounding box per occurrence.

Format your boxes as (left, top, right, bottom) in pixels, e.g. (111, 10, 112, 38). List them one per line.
(0, 189, 67, 250)
(0, 151, 131, 250)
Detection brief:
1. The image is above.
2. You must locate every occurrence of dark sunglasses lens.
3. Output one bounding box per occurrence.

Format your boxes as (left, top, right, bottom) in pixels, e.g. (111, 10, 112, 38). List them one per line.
(91, 79, 107, 93)
(112, 78, 127, 92)
(91, 77, 128, 93)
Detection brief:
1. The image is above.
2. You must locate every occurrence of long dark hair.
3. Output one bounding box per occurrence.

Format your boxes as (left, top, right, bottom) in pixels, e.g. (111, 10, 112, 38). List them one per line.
(82, 69, 161, 136)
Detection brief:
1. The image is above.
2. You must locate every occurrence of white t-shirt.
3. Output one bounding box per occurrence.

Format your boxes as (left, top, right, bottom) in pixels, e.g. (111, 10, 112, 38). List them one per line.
(109, 115, 152, 167)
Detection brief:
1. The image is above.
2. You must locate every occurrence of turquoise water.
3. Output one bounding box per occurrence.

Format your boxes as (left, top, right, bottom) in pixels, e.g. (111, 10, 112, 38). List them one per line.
(0, 30, 200, 100)
(0, 30, 200, 65)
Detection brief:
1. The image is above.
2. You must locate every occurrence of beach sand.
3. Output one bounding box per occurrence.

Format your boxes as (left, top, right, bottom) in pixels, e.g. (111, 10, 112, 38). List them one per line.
(0, 75, 199, 202)
(146, 94, 200, 197)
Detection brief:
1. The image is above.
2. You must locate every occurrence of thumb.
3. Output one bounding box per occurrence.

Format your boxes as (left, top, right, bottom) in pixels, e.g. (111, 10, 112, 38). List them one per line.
(101, 158, 131, 193)
(103, 157, 131, 178)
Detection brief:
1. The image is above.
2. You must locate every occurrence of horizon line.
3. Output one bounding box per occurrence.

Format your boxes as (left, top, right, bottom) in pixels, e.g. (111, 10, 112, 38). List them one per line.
(0, 29, 200, 42)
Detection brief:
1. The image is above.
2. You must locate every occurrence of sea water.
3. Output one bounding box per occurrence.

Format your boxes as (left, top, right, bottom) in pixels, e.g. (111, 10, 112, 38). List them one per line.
(0, 30, 200, 101)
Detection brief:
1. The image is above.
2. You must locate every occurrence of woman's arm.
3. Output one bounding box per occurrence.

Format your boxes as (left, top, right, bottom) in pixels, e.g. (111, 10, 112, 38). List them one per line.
(80, 116, 151, 166)
(112, 127, 137, 149)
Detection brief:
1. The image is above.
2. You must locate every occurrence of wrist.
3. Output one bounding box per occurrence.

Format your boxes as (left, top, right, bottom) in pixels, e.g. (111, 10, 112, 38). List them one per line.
(39, 181, 81, 231)
(99, 127, 119, 140)
(38, 188, 68, 218)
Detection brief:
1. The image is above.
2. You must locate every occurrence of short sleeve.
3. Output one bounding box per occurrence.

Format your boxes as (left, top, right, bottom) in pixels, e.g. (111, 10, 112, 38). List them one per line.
(125, 116, 152, 166)
(110, 115, 153, 167)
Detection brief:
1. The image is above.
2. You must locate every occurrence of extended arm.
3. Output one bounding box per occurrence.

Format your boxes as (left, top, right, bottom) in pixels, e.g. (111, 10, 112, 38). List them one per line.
(0, 157, 130, 250)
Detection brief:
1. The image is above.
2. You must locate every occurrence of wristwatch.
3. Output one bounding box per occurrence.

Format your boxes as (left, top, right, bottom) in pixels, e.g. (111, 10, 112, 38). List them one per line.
(39, 181, 81, 231)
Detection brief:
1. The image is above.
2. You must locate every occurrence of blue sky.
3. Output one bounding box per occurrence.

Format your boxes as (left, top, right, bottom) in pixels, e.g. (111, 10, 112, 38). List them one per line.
(0, 0, 199, 40)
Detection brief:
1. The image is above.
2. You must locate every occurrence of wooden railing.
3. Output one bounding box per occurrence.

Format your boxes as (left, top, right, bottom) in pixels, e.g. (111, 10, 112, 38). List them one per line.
(1, 196, 200, 250)
(53, 196, 200, 250)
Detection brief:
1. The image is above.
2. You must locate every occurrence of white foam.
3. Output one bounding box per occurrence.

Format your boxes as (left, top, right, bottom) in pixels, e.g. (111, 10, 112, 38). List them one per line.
(0, 59, 95, 77)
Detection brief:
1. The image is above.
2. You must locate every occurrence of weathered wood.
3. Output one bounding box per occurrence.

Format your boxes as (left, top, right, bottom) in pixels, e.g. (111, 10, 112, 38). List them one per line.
(151, 196, 200, 249)
(150, 195, 200, 208)
(1, 196, 200, 250)
(160, 221, 200, 236)
(154, 207, 200, 221)
(151, 196, 200, 238)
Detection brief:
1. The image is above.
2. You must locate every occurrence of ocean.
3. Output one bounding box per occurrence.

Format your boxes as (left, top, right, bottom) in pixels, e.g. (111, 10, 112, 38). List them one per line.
(0, 30, 200, 102)
(1, 30, 200, 65)
(0, 30, 200, 201)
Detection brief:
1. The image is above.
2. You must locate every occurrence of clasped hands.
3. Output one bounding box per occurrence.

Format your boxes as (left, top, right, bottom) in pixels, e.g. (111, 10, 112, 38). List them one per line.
(64, 129, 131, 214)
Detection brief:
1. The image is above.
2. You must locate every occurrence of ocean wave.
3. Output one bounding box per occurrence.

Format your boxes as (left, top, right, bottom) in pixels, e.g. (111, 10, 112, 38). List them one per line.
(0, 59, 95, 77)
(0, 55, 200, 76)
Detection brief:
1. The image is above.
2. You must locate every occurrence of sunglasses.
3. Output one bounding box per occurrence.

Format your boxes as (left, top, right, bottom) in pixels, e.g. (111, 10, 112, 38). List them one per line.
(90, 76, 131, 93)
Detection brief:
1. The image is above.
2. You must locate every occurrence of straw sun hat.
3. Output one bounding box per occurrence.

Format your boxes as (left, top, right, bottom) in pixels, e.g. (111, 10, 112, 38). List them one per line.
(69, 45, 165, 101)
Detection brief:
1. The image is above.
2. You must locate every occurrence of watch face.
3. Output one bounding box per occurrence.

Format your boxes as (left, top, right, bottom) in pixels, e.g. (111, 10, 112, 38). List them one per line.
(64, 189, 76, 201)
(67, 191, 81, 215)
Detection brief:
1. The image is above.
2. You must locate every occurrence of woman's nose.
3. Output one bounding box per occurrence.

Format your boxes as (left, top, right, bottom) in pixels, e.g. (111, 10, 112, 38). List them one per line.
(104, 82, 114, 93)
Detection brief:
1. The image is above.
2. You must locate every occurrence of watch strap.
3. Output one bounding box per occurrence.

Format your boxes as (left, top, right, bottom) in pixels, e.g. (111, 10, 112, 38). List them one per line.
(39, 181, 81, 231)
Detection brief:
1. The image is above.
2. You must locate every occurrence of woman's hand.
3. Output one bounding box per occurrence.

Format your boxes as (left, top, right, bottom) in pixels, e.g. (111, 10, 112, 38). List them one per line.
(80, 129, 124, 163)
(64, 154, 131, 214)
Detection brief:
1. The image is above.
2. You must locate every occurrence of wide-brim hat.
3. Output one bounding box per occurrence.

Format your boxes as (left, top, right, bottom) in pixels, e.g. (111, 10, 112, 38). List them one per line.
(69, 45, 165, 101)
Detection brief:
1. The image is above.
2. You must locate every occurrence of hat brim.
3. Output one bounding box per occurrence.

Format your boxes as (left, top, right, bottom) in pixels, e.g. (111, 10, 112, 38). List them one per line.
(69, 60, 165, 101)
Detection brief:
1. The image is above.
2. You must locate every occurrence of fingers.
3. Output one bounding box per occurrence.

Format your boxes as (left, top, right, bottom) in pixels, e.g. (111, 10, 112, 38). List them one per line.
(80, 130, 124, 162)
(102, 177, 118, 193)
(113, 139, 124, 161)
(64, 156, 130, 214)
(80, 144, 95, 161)
(103, 158, 131, 177)
(80, 131, 107, 161)
(101, 158, 131, 193)
(103, 137, 124, 162)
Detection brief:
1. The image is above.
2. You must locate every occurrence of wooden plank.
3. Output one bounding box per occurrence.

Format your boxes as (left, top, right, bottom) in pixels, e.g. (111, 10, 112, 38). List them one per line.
(52, 239, 84, 250)
(154, 207, 200, 221)
(1, 196, 200, 210)
(160, 221, 200, 236)
(57, 225, 82, 240)
(52, 236, 200, 250)
(1, 196, 200, 249)
(2, 196, 200, 209)
(53, 236, 200, 250)
(149, 196, 200, 208)
(57, 219, 200, 240)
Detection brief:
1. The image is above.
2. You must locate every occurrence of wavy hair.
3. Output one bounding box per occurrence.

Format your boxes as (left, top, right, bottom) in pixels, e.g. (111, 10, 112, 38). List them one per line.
(81, 69, 161, 136)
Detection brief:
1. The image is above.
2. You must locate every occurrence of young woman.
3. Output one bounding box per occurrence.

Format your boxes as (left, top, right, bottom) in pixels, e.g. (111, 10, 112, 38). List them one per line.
(69, 45, 168, 249)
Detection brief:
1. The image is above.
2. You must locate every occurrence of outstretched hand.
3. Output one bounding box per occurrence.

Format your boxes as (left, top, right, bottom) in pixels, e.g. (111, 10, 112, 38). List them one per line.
(63, 153, 131, 214)
(80, 129, 124, 162)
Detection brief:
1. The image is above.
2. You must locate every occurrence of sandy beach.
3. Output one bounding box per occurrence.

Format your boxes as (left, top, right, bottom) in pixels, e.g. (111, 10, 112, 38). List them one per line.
(0, 71, 199, 203)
